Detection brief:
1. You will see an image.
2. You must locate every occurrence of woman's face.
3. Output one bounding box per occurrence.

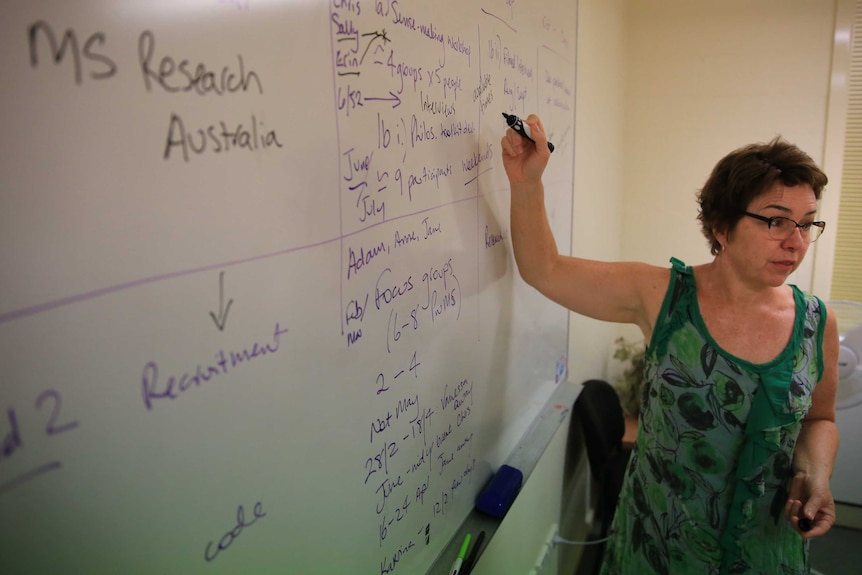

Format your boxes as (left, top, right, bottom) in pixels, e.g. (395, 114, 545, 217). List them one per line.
(716, 183, 819, 287)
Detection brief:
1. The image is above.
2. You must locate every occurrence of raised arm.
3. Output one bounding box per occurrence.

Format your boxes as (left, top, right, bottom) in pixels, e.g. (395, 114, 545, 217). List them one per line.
(501, 114, 668, 338)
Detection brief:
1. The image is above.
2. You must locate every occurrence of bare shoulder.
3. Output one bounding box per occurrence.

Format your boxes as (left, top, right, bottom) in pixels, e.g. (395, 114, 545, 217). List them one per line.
(629, 261, 672, 336)
(614, 260, 672, 310)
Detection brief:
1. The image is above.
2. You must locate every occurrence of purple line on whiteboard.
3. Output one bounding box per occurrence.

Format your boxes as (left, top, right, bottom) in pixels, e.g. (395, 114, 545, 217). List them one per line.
(0, 237, 337, 326)
(0, 461, 62, 497)
(341, 195, 478, 241)
(540, 44, 570, 63)
(0, 195, 480, 326)
(464, 167, 494, 186)
(480, 9, 517, 33)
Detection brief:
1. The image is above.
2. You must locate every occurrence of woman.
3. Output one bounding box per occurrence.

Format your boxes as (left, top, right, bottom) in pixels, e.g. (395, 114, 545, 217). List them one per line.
(501, 115, 839, 574)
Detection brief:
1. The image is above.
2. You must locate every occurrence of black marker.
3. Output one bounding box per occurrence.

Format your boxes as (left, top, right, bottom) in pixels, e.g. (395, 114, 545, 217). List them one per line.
(461, 530, 486, 575)
(502, 113, 555, 153)
(798, 517, 814, 532)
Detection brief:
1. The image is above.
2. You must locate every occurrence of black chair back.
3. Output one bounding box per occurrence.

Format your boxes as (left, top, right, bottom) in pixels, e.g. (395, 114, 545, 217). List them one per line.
(574, 379, 627, 484)
(572, 379, 633, 575)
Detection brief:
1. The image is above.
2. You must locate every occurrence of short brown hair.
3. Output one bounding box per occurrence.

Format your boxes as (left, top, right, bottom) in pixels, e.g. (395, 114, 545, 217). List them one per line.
(696, 137, 828, 255)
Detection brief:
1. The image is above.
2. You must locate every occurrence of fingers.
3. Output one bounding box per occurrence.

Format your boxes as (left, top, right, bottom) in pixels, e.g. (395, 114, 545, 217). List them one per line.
(526, 116, 554, 158)
(785, 499, 813, 536)
(500, 130, 525, 157)
(500, 113, 547, 153)
(795, 513, 829, 539)
(785, 496, 835, 539)
(499, 113, 550, 184)
(785, 498, 804, 526)
(526, 114, 545, 136)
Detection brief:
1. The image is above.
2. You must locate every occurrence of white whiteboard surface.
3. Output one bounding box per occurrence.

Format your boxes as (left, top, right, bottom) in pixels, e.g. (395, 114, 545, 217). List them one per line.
(0, 1, 576, 573)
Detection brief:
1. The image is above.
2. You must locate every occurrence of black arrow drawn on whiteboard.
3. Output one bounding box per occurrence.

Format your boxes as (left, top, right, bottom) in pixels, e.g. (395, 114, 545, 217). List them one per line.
(209, 271, 233, 331)
(365, 91, 401, 108)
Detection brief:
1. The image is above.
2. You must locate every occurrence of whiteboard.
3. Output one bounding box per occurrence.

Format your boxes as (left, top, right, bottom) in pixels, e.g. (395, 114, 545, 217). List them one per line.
(0, 1, 577, 573)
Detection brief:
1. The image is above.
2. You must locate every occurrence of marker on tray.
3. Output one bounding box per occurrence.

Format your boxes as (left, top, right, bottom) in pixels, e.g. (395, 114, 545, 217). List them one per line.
(502, 113, 555, 153)
(461, 530, 485, 575)
(450, 533, 471, 575)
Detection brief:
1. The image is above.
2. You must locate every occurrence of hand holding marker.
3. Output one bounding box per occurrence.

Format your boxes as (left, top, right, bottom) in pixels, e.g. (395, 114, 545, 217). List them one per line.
(502, 113, 555, 153)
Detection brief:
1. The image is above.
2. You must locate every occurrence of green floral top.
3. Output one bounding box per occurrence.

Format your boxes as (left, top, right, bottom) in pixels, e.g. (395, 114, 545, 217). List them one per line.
(601, 258, 827, 575)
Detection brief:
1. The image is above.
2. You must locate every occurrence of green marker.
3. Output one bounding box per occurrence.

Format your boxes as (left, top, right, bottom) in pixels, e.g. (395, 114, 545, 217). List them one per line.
(450, 533, 471, 575)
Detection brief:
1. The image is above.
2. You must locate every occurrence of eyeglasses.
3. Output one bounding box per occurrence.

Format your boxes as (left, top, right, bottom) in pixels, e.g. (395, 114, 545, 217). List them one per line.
(742, 212, 826, 243)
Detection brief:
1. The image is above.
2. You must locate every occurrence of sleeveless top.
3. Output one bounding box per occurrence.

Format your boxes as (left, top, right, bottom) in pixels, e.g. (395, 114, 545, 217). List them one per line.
(600, 258, 827, 575)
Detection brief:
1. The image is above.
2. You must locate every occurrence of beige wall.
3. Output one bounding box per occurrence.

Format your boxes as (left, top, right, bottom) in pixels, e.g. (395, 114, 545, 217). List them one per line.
(621, 0, 836, 288)
(567, 0, 628, 384)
